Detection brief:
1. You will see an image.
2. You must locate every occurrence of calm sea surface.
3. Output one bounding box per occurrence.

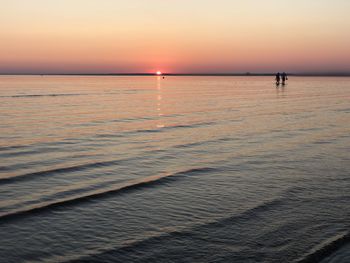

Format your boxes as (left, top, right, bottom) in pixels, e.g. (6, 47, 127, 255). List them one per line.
(0, 76, 349, 263)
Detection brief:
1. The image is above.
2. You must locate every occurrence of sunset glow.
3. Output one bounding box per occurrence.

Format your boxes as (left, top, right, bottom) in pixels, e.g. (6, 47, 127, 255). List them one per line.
(1, 0, 350, 74)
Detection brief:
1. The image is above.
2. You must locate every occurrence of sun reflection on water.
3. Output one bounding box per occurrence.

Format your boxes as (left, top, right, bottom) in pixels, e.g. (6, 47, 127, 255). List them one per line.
(156, 76, 165, 128)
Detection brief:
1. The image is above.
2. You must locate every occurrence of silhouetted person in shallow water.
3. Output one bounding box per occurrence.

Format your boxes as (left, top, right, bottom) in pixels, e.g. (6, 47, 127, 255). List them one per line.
(282, 72, 288, 85)
(275, 72, 281, 85)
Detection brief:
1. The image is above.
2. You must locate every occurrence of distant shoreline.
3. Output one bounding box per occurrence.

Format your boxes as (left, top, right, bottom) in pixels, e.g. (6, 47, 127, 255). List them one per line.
(1, 73, 350, 77)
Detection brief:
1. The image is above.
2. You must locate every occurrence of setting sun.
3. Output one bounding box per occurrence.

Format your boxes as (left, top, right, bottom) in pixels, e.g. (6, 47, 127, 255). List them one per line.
(156, 71, 162, 75)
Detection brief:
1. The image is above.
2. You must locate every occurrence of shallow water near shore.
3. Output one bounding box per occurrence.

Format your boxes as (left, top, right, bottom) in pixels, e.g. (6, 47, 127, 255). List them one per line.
(0, 76, 349, 262)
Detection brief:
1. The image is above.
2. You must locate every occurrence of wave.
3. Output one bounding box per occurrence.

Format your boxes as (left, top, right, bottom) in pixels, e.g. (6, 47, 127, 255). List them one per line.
(0, 132, 225, 185)
(164, 121, 217, 130)
(0, 119, 220, 154)
(0, 118, 220, 153)
(296, 232, 350, 263)
(0, 167, 217, 224)
(0, 159, 129, 185)
(134, 121, 217, 134)
(0, 93, 85, 98)
(0, 144, 30, 152)
(0, 149, 38, 158)
(173, 137, 233, 149)
(93, 121, 218, 138)
(334, 108, 350, 113)
(66, 195, 350, 263)
(64, 196, 286, 263)
(0, 140, 79, 153)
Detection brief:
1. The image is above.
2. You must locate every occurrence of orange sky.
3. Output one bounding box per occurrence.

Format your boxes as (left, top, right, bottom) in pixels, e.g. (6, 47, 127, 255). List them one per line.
(1, 0, 350, 74)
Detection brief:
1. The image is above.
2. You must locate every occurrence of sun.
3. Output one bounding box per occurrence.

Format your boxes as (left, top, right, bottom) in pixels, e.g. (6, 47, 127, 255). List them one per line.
(156, 71, 162, 75)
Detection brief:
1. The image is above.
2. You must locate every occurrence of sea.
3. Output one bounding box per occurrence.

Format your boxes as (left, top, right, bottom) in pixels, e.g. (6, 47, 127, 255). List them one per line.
(0, 76, 349, 263)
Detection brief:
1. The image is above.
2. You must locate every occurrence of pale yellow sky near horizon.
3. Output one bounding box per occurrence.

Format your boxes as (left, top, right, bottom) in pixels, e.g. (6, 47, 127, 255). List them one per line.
(1, 0, 350, 73)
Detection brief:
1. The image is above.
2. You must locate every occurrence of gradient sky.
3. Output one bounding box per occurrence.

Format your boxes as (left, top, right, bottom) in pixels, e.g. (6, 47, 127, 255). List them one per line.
(1, 0, 350, 74)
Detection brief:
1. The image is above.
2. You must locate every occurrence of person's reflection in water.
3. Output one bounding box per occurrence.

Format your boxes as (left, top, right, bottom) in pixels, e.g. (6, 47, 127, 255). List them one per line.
(276, 83, 286, 98)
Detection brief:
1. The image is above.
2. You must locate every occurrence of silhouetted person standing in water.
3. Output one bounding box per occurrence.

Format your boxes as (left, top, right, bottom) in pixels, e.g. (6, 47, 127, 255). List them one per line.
(275, 72, 281, 85)
(282, 72, 288, 85)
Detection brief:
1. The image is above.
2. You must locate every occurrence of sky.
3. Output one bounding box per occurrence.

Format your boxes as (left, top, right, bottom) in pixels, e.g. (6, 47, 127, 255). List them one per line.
(1, 0, 350, 74)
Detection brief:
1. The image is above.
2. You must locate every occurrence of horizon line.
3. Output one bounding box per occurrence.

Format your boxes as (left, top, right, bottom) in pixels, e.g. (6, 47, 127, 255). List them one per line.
(1, 72, 350, 77)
